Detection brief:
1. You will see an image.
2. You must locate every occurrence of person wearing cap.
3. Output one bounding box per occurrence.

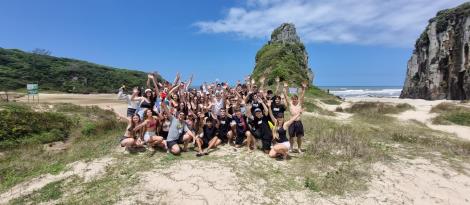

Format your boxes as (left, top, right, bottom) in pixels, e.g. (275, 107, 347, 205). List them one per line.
(246, 97, 272, 153)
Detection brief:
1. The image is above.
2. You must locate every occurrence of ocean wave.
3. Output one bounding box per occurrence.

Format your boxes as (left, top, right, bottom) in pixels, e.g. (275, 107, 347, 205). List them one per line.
(329, 89, 402, 98)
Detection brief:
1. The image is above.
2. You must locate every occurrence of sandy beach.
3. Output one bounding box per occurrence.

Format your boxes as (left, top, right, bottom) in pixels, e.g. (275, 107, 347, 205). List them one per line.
(7, 93, 470, 204)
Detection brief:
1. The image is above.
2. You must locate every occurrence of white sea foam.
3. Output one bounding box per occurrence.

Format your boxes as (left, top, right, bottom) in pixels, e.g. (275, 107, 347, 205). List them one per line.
(329, 88, 402, 98)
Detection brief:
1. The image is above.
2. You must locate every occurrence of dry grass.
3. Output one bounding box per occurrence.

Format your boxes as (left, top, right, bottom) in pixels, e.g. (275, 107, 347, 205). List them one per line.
(431, 103, 470, 126)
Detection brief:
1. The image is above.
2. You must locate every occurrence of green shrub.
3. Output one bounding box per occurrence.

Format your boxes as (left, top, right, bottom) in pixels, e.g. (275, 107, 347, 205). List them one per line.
(346, 102, 413, 114)
(81, 122, 97, 136)
(0, 106, 73, 148)
(431, 103, 470, 126)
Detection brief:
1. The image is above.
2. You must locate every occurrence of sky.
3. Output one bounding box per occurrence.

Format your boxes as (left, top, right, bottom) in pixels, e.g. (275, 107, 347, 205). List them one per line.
(0, 0, 467, 86)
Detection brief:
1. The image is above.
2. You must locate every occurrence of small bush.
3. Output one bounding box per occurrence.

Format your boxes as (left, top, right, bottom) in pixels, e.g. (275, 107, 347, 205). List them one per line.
(431, 103, 470, 126)
(304, 177, 319, 192)
(346, 102, 413, 114)
(335, 106, 343, 112)
(81, 122, 97, 136)
(0, 105, 73, 148)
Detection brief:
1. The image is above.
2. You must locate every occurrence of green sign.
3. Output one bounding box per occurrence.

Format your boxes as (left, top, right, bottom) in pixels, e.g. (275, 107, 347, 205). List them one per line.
(27, 84, 38, 95)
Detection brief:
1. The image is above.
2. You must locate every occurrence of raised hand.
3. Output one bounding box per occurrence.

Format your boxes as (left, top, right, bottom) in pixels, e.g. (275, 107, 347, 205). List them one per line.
(148, 74, 154, 79)
(251, 79, 255, 85)
(275, 77, 280, 83)
(301, 81, 308, 88)
(283, 82, 289, 88)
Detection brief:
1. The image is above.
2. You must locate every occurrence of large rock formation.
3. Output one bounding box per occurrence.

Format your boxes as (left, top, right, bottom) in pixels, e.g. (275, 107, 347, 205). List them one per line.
(252, 23, 314, 85)
(401, 3, 470, 100)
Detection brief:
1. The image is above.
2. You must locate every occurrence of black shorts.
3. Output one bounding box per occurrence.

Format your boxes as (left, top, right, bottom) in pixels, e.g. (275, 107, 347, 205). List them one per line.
(218, 131, 228, 143)
(127, 108, 137, 117)
(250, 129, 262, 140)
(261, 138, 272, 151)
(235, 131, 245, 145)
(160, 131, 169, 140)
(167, 134, 185, 149)
(288, 120, 304, 138)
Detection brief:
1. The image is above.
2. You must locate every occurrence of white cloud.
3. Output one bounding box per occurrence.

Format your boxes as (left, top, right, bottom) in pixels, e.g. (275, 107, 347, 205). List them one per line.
(194, 0, 468, 47)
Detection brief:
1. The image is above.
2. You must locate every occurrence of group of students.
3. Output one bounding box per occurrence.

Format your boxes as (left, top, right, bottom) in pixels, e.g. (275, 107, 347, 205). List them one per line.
(118, 73, 306, 159)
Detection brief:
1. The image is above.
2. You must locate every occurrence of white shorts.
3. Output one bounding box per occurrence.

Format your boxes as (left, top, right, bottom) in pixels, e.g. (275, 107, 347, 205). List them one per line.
(144, 131, 156, 142)
(280, 141, 290, 150)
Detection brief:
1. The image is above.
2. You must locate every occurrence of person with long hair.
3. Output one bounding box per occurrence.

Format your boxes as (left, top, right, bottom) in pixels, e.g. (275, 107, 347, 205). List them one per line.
(267, 101, 302, 160)
(133, 109, 165, 149)
(120, 114, 144, 149)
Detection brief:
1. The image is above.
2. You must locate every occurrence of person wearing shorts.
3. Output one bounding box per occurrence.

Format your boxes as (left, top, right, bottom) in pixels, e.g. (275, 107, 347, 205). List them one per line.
(162, 103, 194, 155)
(217, 108, 232, 144)
(247, 100, 272, 154)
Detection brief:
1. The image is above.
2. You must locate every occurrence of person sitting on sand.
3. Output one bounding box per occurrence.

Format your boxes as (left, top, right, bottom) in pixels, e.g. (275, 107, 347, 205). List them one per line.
(216, 108, 233, 145)
(227, 108, 252, 148)
(195, 117, 221, 156)
(283, 81, 307, 153)
(161, 102, 195, 155)
(120, 114, 145, 150)
(246, 98, 273, 154)
(133, 109, 165, 149)
(267, 102, 302, 160)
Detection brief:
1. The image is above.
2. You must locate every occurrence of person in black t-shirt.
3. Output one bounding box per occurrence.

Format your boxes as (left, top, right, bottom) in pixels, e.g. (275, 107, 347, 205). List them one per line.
(217, 108, 232, 144)
(247, 97, 272, 153)
(267, 102, 302, 160)
(270, 95, 286, 117)
(194, 117, 221, 156)
(230, 108, 249, 148)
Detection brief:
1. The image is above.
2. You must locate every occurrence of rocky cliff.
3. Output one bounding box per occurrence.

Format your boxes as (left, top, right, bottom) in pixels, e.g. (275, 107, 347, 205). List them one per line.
(252, 23, 314, 85)
(401, 3, 470, 100)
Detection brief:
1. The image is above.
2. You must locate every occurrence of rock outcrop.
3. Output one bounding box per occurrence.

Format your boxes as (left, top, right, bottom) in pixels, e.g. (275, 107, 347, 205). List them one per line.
(401, 3, 470, 100)
(251, 23, 314, 85)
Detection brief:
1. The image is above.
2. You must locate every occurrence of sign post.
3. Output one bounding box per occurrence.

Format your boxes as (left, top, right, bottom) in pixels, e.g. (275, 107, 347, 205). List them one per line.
(27, 83, 39, 103)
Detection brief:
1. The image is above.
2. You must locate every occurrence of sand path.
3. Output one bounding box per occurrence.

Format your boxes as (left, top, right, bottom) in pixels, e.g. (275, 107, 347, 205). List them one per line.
(329, 97, 470, 141)
(0, 157, 114, 204)
(17, 93, 128, 117)
(7, 94, 470, 205)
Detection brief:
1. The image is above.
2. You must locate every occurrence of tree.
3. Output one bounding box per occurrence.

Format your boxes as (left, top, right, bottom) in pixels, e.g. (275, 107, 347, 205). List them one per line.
(32, 48, 51, 56)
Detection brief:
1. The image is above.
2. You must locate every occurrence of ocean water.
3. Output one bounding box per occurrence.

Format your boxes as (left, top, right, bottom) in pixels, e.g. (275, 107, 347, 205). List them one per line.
(318, 86, 403, 98)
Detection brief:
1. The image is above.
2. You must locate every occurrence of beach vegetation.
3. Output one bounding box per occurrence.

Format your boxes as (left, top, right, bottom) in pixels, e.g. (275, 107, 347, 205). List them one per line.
(431, 103, 470, 126)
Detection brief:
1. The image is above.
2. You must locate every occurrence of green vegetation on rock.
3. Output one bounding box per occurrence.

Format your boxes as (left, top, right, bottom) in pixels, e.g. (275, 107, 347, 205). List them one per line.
(0, 47, 164, 93)
(251, 23, 313, 86)
(252, 42, 310, 85)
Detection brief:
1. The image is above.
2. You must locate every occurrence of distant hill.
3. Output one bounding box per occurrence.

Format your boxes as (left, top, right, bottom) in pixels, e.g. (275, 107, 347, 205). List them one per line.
(251, 23, 314, 86)
(0, 47, 164, 93)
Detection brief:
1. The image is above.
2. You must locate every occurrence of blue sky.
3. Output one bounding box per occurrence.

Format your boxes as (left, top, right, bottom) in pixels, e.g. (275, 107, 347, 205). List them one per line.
(0, 0, 466, 86)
